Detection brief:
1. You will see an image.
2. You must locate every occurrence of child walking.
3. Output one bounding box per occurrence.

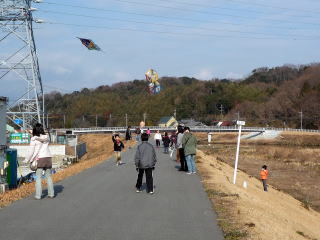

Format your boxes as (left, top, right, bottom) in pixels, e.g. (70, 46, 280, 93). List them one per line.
(135, 133, 157, 194)
(260, 165, 269, 191)
(112, 133, 125, 166)
(162, 132, 171, 154)
(154, 130, 162, 148)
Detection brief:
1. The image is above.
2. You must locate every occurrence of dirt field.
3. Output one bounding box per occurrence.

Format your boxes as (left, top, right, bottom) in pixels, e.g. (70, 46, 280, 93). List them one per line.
(197, 150, 320, 240)
(196, 132, 320, 212)
(0, 134, 135, 208)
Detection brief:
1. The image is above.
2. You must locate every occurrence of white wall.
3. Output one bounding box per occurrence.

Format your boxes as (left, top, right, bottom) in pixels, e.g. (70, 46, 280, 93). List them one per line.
(9, 145, 66, 158)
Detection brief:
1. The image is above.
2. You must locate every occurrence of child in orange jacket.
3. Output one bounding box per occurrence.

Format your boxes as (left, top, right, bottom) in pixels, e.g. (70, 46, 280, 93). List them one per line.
(260, 165, 269, 192)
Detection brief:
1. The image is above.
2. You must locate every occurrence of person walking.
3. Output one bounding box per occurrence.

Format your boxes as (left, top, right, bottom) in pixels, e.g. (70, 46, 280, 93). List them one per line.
(260, 165, 269, 191)
(169, 131, 177, 158)
(146, 128, 151, 136)
(135, 127, 141, 142)
(125, 126, 132, 141)
(154, 130, 162, 148)
(177, 125, 188, 172)
(162, 132, 171, 154)
(135, 133, 157, 194)
(23, 123, 54, 199)
(182, 127, 197, 174)
(112, 133, 125, 165)
(169, 131, 177, 148)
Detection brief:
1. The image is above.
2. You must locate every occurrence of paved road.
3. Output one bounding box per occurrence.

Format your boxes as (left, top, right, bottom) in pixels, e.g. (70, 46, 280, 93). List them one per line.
(0, 142, 223, 240)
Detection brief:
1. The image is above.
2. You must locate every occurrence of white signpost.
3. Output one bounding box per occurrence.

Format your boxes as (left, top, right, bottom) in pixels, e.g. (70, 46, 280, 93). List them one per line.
(208, 133, 212, 145)
(233, 120, 245, 184)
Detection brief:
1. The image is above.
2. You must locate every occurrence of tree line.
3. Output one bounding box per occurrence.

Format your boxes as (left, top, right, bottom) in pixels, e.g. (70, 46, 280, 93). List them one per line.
(45, 63, 320, 129)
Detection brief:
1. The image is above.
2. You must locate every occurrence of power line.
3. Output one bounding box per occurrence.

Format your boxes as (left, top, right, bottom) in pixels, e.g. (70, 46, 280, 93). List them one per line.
(225, 0, 320, 15)
(44, 21, 319, 41)
(110, 0, 320, 26)
(148, 0, 320, 18)
(39, 10, 320, 39)
(41, 1, 320, 29)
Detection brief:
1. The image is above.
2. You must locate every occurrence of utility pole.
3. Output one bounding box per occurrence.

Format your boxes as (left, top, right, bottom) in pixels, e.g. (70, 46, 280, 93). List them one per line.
(218, 104, 224, 120)
(125, 113, 128, 127)
(143, 113, 146, 124)
(95, 115, 98, 127)
(46, 113, 49, 129)
(236, 112, 240, 121)
(299, 111, 303, 130)
(63, 114, 66, 128)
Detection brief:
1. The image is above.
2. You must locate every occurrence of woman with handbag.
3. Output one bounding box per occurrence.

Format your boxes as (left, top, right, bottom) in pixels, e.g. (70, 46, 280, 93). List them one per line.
(24, 123, 54, 199)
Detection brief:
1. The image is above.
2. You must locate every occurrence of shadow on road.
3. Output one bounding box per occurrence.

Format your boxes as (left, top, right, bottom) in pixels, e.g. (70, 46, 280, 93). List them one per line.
(43, 185, 64, 197)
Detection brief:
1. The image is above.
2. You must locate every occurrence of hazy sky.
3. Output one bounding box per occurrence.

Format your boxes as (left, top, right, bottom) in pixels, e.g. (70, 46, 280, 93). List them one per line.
(2, 0, 320, 99)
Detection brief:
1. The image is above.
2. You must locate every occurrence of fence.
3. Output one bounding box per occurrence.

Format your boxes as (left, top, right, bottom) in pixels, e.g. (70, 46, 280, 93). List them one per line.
(54, 126, 320, 134)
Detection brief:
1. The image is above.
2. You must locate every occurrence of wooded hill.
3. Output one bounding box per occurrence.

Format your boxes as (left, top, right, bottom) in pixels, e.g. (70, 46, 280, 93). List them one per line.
(45, 63, 320, 129)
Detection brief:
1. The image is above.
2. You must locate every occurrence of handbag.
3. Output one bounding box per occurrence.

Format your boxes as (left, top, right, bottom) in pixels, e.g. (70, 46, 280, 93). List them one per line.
(30, 158, 38, 171)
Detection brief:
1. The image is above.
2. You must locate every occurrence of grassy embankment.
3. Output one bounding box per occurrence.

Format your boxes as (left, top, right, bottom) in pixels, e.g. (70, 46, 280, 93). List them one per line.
(196, 132, 320, 240)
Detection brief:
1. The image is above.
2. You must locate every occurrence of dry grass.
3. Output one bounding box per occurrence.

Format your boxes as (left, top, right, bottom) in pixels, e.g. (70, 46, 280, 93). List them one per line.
(197, 150, 320, 240)
(196, 132, 320, 212)
(198, 154, 249, 240)
(0, 134, 135, 208)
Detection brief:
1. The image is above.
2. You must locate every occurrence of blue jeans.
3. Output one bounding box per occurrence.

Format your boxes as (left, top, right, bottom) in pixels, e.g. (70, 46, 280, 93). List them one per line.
(35, 168, 54, 199)
(136, 134, 140, 142)
(185, 154, 196, 173)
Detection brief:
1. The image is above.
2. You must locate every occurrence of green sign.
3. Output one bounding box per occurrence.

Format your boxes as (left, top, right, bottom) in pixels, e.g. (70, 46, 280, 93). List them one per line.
(9, 133, 30, 144)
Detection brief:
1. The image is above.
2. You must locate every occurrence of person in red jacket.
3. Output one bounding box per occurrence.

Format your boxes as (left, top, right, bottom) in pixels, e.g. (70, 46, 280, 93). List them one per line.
(260, 165, 269, 192)
(112, 133, 125, 166)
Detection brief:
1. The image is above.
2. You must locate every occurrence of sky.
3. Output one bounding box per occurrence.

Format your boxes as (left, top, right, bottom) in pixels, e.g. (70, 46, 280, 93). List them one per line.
(1, 0, 320, 101)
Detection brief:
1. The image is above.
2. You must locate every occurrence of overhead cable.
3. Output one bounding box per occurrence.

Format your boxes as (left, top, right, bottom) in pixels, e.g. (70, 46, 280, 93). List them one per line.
(41, 2, 318, 31)
(39, 10, 320, 39)
(43, 21, 318, 41)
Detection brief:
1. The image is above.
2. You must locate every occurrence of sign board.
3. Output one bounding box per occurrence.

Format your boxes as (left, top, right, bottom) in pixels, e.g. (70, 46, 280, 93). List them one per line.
(14, 119, 23, 125)
(236, 121, 246, 126)
(9, 133, 30, 144)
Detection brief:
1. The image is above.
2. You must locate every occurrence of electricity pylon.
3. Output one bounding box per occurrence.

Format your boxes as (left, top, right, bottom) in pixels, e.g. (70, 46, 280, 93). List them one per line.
(0, 0, 44, 129)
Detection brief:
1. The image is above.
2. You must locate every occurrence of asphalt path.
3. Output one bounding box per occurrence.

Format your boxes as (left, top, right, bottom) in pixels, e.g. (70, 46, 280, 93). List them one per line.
(0, 141, 223, 240)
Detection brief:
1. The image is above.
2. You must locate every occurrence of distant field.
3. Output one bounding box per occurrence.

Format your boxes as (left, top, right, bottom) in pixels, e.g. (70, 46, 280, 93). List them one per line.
(196, 131, 320, 212)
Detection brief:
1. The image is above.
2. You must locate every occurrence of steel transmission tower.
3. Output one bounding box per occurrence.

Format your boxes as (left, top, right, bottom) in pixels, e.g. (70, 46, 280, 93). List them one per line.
(0, 0, 44, 129)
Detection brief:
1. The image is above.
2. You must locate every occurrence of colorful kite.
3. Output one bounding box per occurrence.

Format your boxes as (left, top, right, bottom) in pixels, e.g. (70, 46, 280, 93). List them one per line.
(145, 69, 161, 94)
(77, 37, 101, 51)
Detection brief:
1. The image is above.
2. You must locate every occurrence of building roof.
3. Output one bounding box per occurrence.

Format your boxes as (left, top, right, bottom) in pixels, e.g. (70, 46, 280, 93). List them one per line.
(159, 116, 173, 124)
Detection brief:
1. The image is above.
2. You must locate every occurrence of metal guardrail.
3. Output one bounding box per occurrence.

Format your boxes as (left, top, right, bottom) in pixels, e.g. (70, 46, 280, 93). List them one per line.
(53, 126, 320, 134)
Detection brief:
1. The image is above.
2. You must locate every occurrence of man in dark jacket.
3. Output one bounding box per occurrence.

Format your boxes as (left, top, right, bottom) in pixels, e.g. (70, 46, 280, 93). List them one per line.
(135, 133, 157, 194)
(125, 126, 132, 141)
(177, 125, 188, 172)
